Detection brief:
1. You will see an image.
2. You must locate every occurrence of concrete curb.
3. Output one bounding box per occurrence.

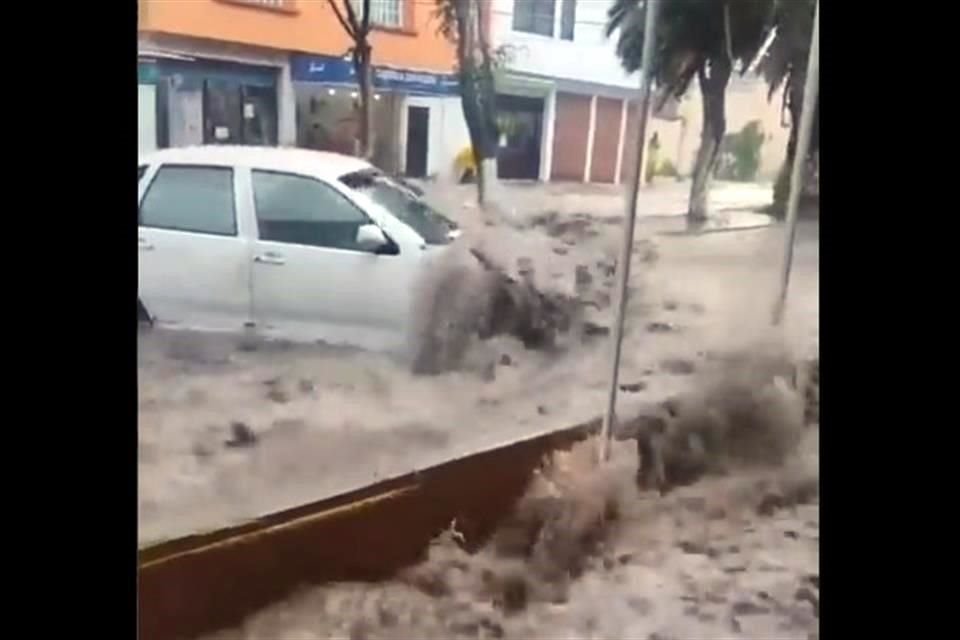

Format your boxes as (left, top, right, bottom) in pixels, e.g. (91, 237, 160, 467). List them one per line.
(139, 418, 603, 640)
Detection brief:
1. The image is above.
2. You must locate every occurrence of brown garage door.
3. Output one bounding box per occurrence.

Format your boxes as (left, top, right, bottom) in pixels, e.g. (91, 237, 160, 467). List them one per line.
(589, 97, 623, 183)
(550, 92, 591, 182)
(619, 100, 640, 184)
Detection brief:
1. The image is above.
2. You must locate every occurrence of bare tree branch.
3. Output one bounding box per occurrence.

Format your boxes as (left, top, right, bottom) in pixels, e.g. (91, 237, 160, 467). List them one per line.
(343, 0, 361, 35)
(360, 0, 371, 38)
(326, 0, 357, 39)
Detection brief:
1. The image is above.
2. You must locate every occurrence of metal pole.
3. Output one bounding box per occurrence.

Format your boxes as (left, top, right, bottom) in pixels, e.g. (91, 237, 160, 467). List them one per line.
(772, 0, 819, 326)
(600, 0, 660, 463)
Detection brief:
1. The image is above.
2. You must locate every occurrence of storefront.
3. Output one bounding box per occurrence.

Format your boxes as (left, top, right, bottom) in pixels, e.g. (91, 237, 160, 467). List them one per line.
(291, 54, 468, 178)
(138, 55, 279, 150)
(138, 34, 297, 154)
(494, 73, 556, 182)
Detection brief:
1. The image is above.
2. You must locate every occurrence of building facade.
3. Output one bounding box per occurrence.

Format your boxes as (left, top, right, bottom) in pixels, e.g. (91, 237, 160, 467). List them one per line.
(138, 0, 471, 178)
(489, 0, 789, 183)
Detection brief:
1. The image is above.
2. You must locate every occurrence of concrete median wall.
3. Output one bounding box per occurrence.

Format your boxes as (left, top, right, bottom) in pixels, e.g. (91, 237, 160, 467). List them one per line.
(139, 419, 601, 640)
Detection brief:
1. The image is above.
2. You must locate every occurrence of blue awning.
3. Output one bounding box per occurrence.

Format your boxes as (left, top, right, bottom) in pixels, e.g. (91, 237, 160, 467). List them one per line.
(291, 54, 459, 97)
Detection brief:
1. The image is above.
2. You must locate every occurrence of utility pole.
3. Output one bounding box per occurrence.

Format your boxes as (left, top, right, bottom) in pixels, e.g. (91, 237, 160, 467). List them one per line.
(600, 0, 660, 462)
(773, 0, 819, 326)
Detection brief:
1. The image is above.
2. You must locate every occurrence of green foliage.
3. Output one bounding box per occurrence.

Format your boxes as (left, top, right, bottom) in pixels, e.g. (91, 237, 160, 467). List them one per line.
(716, 120, 765, 182)
(607, 0, 774, 105)
(734, 120, 765, 181)
(659, 158, 679, 178)
(761, 0, 818, 155)
(771, 152, 818, 217)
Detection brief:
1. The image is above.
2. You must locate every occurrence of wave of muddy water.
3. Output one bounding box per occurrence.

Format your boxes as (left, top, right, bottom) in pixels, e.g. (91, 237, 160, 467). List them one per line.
(202, 416, 818, 640)
(139, 188, 818, 546)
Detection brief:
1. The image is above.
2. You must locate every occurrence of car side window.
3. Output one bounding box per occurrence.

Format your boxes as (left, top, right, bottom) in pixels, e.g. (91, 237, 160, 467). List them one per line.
(252, 170, 370, 251)
(139, 165, 237, 236)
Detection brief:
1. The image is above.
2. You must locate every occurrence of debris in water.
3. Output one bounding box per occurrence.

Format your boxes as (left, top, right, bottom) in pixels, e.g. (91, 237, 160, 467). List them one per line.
(597, 259, 616, 277)
(224, 421, 257, 448)
(647, 321, 675, 333)
(583, 322, 610, 338)
(192, 443, 213, 459)
(660, 358, 696, 375)
(575, 265, 593, 291)
(266, 387, 289, 403)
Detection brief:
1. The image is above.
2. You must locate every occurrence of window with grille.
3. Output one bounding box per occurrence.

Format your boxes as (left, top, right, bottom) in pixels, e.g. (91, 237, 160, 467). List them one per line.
(513, 0, 556, 37)
(351, 0, 403, 28)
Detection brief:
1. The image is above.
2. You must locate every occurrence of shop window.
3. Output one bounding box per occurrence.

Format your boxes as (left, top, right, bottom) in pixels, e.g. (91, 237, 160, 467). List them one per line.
(252, 171, 371, 251)
(242, 85, 278, 146)
(513, 0, 555, 37)
(203, 79, 278, 146)
(140, 166, 237, 236)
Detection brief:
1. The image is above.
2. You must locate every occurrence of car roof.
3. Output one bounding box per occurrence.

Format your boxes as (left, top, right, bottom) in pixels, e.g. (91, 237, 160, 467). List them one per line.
(139, 146, 375, 181)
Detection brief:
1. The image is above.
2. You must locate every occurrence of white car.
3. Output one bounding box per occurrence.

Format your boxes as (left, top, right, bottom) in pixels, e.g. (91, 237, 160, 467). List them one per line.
(138, 146, 459, 352)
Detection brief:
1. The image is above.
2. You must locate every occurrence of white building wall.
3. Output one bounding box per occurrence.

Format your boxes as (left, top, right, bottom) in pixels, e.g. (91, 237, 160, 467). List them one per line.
(490, 1, 790, 183)
(401, 95, 471, 181)
(490, 0, 638, 89)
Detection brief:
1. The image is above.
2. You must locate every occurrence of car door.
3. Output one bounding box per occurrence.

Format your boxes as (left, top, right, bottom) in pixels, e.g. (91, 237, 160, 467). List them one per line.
(138, 163, 253, 331)
(248, 169, 420, 350)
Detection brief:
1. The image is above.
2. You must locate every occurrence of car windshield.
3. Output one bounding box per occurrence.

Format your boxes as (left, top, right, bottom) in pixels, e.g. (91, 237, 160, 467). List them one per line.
(339, 170, 456, 245)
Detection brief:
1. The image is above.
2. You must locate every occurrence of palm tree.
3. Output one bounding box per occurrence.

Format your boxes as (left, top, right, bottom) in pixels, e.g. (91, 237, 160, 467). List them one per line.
(608, 0, 772, 223)
(761, 0, 818, 216)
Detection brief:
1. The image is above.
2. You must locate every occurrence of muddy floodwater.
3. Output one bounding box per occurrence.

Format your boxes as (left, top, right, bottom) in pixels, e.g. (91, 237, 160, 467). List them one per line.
(139, 191, 818, 545)
(203, 429, 819, 640)
(140, 181, 819, 639)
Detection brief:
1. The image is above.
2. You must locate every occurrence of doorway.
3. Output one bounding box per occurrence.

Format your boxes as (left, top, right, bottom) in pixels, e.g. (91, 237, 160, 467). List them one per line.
(204, 80, 278, 146)
(496, 94, 544, 180)
(405, 106, 429, 178)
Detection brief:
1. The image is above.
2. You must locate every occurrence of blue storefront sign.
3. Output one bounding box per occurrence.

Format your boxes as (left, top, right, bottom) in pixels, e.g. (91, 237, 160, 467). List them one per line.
(291, 54, 458, 96)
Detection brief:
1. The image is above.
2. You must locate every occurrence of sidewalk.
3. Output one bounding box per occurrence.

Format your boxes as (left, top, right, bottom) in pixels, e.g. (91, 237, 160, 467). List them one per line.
(415, 178, 777, 234)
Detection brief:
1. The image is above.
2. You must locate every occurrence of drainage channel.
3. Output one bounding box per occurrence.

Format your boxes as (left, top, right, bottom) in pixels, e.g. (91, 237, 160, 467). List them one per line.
(138, 418, 602, 640)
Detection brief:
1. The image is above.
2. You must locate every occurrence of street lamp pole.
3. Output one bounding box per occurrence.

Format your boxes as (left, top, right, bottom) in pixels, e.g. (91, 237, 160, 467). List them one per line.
(600, 0, 660, 462)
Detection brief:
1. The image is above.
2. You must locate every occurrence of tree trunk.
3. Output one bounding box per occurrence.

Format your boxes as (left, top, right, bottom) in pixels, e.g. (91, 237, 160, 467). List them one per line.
(688, 61, 731, 223)
(454, 0, 499, 209)
(772, 72, 803, 216)
(353, 43, 374, 159)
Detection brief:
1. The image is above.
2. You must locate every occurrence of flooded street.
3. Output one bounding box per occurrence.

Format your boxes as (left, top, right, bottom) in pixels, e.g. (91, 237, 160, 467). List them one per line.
(139, 186, 818, 546)
(139, 181, 819, 640)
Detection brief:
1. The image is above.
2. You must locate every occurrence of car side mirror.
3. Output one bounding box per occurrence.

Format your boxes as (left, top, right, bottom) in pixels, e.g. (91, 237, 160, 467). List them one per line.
(356, 223, 390, 252)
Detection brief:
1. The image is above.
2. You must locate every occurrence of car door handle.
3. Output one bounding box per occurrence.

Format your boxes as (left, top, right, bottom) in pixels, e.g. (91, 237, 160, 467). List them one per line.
(254, 252, 286, 265)
(138, 237, 154, 251)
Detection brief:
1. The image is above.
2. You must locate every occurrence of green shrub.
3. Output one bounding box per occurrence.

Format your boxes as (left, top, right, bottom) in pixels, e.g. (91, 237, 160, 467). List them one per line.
(658, 158, 679, 177)
(716, 120, 765, 182)
(731, 121, 764, 182)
